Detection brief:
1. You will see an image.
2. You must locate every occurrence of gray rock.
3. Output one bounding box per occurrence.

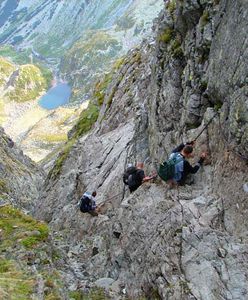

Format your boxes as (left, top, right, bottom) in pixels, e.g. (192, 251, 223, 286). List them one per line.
(94, 278, 115, 289)
(22, 0, 248, 299)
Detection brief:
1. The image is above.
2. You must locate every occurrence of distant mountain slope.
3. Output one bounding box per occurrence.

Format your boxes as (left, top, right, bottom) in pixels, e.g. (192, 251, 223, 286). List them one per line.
(0, 0, 134, 57)
(0, 0, 163, 59)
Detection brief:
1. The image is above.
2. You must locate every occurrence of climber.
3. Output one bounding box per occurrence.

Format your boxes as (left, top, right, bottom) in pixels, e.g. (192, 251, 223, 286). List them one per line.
(169, 141, 207, 186)
(123, 162, 156, 193)
(79, 191, 98, 216)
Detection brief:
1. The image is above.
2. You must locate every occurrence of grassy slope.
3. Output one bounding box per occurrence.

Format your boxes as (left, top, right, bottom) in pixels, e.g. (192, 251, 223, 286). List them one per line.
(0, 205, 64, 299)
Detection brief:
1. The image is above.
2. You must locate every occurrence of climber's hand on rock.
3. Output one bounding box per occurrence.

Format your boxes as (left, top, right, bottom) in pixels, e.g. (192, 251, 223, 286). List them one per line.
(200, 152, 207, 159)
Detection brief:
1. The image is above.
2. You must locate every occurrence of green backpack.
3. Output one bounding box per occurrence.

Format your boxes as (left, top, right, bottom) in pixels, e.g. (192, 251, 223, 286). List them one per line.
(158, 154, 183, 182)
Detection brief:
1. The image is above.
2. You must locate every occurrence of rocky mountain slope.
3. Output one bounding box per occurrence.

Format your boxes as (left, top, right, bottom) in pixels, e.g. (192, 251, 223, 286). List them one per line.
(0, 131, 74, 299)
(0, 127, 43, 209)
(0, 0, 163, 103)
(59, 0, 163, 102)
(0, 0, 247, 299)
(0, 0, 163, 58)
(0, 54, 88, 162)
(32, 0, 248, 299)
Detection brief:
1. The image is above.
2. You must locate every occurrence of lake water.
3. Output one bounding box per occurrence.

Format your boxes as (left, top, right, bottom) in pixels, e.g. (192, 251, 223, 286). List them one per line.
(39, 83, 71, 110)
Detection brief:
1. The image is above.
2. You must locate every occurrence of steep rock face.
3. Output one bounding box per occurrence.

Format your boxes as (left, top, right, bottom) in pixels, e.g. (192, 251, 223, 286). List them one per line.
(34, 0, 248, 299)
(0, 127, 44, 209)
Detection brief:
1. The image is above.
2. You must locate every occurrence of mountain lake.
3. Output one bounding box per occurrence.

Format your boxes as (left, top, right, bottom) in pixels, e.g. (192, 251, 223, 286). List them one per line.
(39, 83, 71, 110)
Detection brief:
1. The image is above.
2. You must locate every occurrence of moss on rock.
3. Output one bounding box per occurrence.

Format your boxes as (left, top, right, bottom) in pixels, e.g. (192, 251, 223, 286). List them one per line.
(159, 28, 173, 44)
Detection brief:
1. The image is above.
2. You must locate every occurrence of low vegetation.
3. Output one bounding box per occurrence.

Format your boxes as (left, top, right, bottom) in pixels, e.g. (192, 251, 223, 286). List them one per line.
(0, 259, 34, 299)
(159, 28, 173, 44)
(166, 0, 177, 16)
(6, 64, 47, 102)
(69, 288, 108, 300)
(0, 56, 15, 85)
(0, 205, 49, 250)
(200, 10, 210, 28)
(0, 45, 31, 65)
(0, 205, 64, 298)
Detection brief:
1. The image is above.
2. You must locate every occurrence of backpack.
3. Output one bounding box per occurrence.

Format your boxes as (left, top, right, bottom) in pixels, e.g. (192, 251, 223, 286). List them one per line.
(123, 166, 137, 185)
(127, 169, 144, 188)
(158, 153, 184, 182)
(79, 195, 91, 213)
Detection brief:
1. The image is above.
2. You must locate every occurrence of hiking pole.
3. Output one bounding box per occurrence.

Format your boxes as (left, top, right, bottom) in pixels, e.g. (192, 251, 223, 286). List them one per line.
(193, 112, 218, 141)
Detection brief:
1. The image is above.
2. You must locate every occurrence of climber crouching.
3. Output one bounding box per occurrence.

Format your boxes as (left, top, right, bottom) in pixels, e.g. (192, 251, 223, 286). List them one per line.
(158, 141, 207, 188)
(123, 162, 157, 193)
(79, 191, 98, 216)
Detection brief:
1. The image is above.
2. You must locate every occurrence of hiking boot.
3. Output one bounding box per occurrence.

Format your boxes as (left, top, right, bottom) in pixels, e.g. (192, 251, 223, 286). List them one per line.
(89, 211, 98, 217)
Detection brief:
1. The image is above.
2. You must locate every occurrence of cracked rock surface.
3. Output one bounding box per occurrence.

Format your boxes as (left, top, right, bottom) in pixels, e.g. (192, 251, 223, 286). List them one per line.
(31, 0, 248, 299)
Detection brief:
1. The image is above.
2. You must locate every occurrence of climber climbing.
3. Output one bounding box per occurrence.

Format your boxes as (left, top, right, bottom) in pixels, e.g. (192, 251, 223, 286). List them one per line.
(79, 191, 98, 216)
(158, 141, 207, 187)
(123, 162, 156, 193)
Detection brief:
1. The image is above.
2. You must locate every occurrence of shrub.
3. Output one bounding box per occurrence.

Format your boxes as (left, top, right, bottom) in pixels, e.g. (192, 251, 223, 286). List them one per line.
(159, 28, 173, 44)
(200, 10, 210, 27)
(166, 0, 177, 15)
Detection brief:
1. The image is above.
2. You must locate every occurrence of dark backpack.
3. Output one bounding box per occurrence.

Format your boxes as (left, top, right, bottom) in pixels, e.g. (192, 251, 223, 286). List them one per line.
(79, 195, 91, 213)
(123, 166, 137, 185)
(127, 169, 144, 188)
(158, 154, 183, 182)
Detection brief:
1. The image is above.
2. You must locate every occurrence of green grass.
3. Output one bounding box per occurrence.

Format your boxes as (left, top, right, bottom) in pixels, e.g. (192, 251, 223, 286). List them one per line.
(6, 64, 47, 102)
(0, 204, 50, 298)
(69, 288, 108, 300)
(0, 45, 31, 65)
(159, 28, 173, 44)
(214, 101, 223, 111)
(0, 205, 67, 298)
(94, 73, 113, 106)
(94, 56, 126, 106)
(0, 205, 49, 250)
(73, 103, 99, 139)
(0, 259, 34, 299)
